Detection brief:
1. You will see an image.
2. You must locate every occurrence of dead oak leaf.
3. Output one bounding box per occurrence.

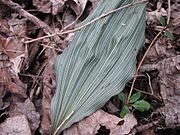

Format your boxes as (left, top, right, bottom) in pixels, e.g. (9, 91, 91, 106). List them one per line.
(0, 68, 11, 97)
(10, 98, 40, 132)
(0, 114, 32, 135)
(64, 109, 137, 135)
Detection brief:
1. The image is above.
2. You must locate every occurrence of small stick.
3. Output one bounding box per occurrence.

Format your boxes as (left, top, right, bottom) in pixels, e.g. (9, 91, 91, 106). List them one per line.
(145, 72, 154, 95)
(167, 0, 171, 25)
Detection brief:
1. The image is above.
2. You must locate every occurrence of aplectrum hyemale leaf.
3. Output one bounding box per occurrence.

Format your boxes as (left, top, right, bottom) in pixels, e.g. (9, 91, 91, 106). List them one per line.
(51, 0, 146, 134)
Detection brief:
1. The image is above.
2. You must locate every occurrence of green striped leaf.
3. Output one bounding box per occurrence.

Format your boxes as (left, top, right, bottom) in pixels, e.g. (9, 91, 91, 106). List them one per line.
(51, 0, 146, 134)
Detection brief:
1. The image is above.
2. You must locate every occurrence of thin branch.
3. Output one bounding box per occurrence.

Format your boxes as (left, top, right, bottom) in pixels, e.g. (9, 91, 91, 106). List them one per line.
(167, 0, 171, 25)
(145, 72, 154, 95)
(127, 29, 164, 103)
(25, 0, 148, 44)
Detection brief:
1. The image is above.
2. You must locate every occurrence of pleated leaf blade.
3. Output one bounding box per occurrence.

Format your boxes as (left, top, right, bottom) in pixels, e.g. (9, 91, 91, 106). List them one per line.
(51, 0, 146, 134)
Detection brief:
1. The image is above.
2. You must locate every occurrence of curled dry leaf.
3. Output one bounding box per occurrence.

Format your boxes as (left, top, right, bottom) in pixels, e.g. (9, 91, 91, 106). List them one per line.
(0, 114, 31, 135)
(9, 98, 40, 132)
(64, 109, 137, 135)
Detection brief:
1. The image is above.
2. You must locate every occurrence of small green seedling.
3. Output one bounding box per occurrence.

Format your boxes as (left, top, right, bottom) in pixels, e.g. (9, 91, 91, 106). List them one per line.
(118, 92, 150, 118)
(160, 16, 166, 26)
(159, 16, 174, 39)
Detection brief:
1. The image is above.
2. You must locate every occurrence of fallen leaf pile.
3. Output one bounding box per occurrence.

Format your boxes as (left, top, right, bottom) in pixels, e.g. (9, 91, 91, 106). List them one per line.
(0, 0, 180, 135)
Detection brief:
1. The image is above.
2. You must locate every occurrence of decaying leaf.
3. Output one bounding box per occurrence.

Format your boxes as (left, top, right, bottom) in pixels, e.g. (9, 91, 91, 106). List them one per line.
(9, 98, 40, 132)
(68, 0, 88, 16)
(33, 0, 88, 15)
(145, 38, 175, 62)
(51, 0, 146, 134)
(63, 109, 137, 135)
(0, 68, 26, 97)
(142, 55, 180, 127)
(0, 114, 32, 135)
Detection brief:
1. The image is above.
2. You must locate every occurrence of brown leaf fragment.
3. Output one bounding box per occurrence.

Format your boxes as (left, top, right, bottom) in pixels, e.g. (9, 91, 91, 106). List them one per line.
(68, 0, 88, 16)
(6, 77, 26, 97)
(0, 16, 10, 35)
(33, 0, 51, 13)
(0, 68, 11, 97)
(64, 109, 137, 135)
(142, 55, 180, 127)
(8, 15, 27, 37)
(0, 114, 32, 135)
(10, 98, 40, 132)
(171, 1, 180, 21)
(51, 0, 66, 15)
(62, 8, 77, 27)
(145, 38, 176, 62)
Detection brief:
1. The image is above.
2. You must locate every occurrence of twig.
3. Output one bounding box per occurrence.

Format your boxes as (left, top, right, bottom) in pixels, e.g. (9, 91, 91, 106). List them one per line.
(1, 0, 53, 35)
(126, 84, 153, 96)
(25, 0, 148, 44)
(127, 29, 164, 103)
(145, 73, 154, 95)
(174, 16, 180, 22)
(167, 0, 171, 25)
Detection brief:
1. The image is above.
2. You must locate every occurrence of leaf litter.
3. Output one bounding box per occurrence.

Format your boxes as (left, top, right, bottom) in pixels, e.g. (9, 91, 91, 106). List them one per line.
(0, 0, 180, 135)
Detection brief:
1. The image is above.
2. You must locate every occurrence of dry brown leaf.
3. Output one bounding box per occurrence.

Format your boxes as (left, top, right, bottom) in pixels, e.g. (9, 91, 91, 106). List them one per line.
(6, 77, 26, 97)
(62, 8, 77, 27)
(64, 109, 137, 135)
(0, 68, 11, 97)
(33, 0, 52, 14)
(142, 55, 180, 127)
(0, 16, 10, 35)
(33, 0, 67, 14)
(145, 38, 176, 62)
(1, 37, 28, 75)
(0, 114, 32, 135)
(0, 68, 26, 97)
(171, 1, 180, 21)
(51, 0, 66, 15)
(10, 98, 40, 132)
(39, 48, 56, 135)
(8, 14, 27, 37)
(68, 0, 88, 16)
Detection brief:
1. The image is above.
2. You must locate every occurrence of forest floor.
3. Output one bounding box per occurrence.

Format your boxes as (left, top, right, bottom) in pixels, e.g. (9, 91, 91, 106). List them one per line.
(0, 0, 180, 135)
